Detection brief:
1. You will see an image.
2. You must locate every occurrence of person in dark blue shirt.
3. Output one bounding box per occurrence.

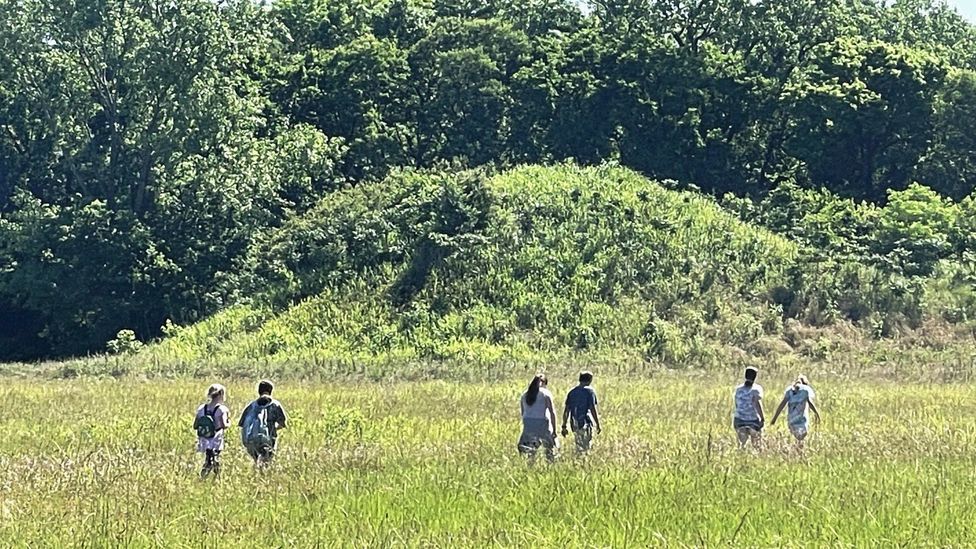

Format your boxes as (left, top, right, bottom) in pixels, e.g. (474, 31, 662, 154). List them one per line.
(561, 371, 601, 454)
(238, 379, 288, 466)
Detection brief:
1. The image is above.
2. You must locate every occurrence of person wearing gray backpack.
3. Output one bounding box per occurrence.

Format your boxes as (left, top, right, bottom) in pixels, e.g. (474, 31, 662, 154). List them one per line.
(238, 380, 288, 467)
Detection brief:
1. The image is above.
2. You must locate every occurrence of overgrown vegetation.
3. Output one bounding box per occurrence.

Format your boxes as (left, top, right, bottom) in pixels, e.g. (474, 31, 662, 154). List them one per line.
(727, 180, 976, 332)
(138, 164, 795, 368)
(2, 0, 976, 362)
(128, 163, 973, 373)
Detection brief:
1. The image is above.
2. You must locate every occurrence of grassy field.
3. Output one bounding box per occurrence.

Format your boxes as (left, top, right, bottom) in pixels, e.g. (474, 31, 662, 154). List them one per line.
(2, 371, 976, 547)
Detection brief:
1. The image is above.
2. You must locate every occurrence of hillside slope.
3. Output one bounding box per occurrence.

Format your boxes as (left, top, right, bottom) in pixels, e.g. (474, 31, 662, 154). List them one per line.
(143, 164, 798, 371)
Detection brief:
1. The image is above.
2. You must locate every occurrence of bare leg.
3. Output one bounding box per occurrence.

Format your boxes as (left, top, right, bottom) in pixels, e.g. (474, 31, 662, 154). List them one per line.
(517, 433, 540, 464)
(789, 425, 808, 453)
(574, 427, 593, 456)
(200, 449, 215, 479)
(750, 430, 763, 450)
(518, 439, 539, 465)
(795, 431, 807, 452)
(736, 428, 750, 449)
(211, 450, 222, 478)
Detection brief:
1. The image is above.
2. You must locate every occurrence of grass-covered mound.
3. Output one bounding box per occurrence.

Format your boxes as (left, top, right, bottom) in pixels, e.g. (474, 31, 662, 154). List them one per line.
(143, 164, 798, 372)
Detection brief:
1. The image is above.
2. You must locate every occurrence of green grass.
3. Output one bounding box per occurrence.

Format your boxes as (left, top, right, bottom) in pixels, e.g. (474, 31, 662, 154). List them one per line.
(3, 372, 976, 546)
(141, 164, 797, 369)
(9, 162, 973, 546)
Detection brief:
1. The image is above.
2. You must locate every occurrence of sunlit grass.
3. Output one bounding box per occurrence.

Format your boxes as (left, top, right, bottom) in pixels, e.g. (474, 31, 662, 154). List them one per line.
(2, 373, 975, 546)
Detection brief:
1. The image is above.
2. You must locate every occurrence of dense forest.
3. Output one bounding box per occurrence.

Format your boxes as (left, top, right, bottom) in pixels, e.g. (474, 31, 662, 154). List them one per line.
(2, 0, 975, 361)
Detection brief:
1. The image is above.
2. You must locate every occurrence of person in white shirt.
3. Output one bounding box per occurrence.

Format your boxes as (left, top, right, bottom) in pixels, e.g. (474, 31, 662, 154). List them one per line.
(193, 383, 230, 479)
(732, 367, 765, 449)
(517, 374, 558, 462)
(770, 374, 821, 449)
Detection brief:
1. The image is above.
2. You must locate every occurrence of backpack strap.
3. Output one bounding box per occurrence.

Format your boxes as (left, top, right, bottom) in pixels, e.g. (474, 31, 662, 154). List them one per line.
(204, 404, 222, 430)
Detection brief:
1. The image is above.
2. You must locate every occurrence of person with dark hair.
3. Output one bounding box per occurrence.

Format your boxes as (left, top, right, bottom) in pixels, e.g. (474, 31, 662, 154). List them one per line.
(733, 367, 765, 449)
(770, 374, 821, 449)
(561, 371, 601, 454)
(239, 379, 288, 466)
(517, 374, 558, 462)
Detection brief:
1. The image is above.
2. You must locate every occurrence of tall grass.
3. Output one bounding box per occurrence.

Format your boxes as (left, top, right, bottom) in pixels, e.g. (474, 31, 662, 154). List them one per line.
(2, 374, 976, 546)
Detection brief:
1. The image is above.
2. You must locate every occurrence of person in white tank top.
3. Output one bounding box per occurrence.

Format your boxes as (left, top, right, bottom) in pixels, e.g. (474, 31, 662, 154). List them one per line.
(517, 374, 558, 462)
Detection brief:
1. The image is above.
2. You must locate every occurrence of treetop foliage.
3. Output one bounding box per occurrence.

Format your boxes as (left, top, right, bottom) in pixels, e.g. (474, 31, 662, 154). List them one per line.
(2, 0, 975, 360)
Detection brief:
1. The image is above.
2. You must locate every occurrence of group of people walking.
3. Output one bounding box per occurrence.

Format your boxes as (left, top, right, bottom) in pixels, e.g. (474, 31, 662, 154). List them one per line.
(733, 366, 822, 450)
(516, 371, 602, 462)
(192, 379, 288, 478)
(191, 367, 819, 477)
(516, 366, 822, 463)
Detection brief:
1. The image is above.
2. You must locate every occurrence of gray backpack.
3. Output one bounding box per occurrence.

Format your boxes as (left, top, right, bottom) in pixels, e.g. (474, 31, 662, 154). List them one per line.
(242, 403, 272, 447)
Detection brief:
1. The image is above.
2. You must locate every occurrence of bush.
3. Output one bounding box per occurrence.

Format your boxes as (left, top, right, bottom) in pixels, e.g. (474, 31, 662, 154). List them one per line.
(107, 330, 144, 355)
(873, 183, 959, 277)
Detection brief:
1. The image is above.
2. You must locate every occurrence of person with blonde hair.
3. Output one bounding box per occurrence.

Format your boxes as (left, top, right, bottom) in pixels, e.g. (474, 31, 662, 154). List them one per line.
(770, 374, 821, 448)
(517, 374, 559, 463)
(193, 383, 230, 478)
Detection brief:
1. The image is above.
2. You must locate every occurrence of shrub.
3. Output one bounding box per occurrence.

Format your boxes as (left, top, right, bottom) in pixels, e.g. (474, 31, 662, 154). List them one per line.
(107, 330, 143, 355)
(873, 183, 959, 277)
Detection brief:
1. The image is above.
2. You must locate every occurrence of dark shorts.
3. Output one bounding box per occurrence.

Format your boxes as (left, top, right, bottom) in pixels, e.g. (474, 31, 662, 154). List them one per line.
(245, 440, 276, 462)
(733, 417, 764, 432)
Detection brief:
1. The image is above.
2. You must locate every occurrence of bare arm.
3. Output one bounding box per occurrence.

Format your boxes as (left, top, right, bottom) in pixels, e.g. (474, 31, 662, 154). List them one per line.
(770, 396, 787, 425)
(277, 406, 288, 429)
(808, 397, 821, 424)
(591, 403, 601, 433)
(546, 396, 557, 435)
(754, 394, 765, 424)
(218, 406, 230, 432)
(561, 398, 570, 432)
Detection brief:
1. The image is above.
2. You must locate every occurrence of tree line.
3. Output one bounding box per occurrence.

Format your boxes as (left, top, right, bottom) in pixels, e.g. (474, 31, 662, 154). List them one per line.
(2, 0, 975, 360)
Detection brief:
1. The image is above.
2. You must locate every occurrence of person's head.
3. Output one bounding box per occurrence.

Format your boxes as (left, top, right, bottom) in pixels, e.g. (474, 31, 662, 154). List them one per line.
(793, 374, 810, 390)
(743, 367, 759, 387)
(206, 383, 226, 404)
(525, 373, 547, 406)
(257, 379, 274, 397)
(578, 371, 594, 386)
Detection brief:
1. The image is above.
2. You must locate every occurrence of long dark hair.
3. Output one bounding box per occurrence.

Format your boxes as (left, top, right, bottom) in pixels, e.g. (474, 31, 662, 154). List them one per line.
(525, 374, 546, 406)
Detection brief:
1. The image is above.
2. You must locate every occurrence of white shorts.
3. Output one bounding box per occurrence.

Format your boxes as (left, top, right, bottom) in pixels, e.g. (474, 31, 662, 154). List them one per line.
(789, 423, 809, 440)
